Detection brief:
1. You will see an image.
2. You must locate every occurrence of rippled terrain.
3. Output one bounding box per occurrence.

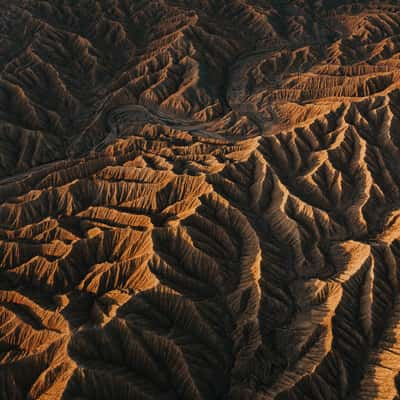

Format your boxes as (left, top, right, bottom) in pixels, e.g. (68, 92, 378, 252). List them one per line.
(2, 1, 400, 399)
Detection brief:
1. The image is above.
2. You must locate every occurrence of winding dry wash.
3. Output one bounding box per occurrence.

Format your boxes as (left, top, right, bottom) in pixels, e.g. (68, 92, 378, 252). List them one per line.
(2, 1, 400, 399)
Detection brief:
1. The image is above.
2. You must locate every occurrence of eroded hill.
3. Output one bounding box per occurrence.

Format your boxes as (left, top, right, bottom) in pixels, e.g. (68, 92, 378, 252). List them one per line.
(1, 1, 400, 399)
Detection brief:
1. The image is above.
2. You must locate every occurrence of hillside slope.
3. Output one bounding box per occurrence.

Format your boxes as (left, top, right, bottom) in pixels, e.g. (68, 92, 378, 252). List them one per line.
(2, 1, 400, 399)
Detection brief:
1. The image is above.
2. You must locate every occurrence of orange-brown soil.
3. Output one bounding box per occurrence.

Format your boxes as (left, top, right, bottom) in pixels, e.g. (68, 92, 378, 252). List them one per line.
(1, 1, 400, 399)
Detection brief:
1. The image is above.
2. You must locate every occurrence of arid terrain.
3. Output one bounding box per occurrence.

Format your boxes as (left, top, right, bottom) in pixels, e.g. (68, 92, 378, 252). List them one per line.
(1, 0, 400, 399)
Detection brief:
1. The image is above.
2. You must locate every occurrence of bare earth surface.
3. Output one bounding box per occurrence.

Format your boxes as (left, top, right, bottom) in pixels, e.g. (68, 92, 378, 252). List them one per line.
(2, 1, 400, 399)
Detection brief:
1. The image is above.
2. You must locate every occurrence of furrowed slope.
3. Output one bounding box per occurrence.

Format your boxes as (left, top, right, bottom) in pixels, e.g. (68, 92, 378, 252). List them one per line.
(2, 1, 400, 400)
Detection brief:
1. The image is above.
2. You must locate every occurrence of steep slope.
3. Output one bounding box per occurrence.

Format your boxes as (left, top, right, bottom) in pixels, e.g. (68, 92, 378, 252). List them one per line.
(2, 1, 400, 399)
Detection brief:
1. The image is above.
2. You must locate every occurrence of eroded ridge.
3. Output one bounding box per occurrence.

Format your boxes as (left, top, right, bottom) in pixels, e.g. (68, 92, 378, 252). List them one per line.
(2, 1, 400, 399)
